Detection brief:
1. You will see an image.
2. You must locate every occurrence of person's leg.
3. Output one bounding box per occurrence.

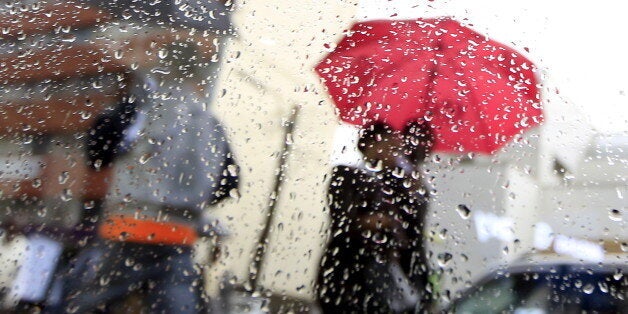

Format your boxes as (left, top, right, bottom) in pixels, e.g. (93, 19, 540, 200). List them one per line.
(145, 246, 204, 314)
(53, 241, 151, 314)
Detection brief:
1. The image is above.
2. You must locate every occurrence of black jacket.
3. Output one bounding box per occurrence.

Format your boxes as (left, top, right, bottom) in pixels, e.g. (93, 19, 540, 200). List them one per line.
(317, 166, 431, 313)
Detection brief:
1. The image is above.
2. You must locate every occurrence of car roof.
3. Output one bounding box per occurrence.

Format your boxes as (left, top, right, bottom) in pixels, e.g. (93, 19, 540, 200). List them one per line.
(507, 253, 628, 272)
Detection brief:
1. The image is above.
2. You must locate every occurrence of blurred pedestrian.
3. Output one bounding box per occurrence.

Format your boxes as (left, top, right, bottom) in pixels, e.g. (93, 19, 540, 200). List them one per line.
(42, 1, 237, 313)
(317, 121, 434, 313)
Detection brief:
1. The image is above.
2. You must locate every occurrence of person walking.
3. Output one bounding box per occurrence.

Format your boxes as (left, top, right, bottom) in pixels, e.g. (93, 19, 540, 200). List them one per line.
(317, 121, 434, 313)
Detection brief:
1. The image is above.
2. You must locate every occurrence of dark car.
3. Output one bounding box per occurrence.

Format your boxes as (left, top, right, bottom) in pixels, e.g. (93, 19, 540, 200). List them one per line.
(449, 255, 627, 314)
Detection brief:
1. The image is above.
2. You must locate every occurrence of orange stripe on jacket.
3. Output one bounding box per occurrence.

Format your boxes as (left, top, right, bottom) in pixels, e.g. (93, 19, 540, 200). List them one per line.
(99, 215, 198, 245)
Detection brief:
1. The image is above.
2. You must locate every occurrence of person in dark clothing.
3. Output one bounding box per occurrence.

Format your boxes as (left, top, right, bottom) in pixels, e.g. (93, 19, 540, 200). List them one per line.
(317, 121, 434, 313)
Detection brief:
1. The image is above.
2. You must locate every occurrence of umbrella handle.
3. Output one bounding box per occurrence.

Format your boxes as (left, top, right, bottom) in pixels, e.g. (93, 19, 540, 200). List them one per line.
(248, 105, 300, 292)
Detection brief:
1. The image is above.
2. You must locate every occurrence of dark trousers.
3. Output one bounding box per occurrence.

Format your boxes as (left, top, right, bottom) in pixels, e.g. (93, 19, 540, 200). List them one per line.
(46, 240, 205, 314)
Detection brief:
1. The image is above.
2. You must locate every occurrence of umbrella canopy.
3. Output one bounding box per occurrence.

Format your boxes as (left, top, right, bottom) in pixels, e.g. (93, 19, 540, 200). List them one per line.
(316, 17, 542, 154)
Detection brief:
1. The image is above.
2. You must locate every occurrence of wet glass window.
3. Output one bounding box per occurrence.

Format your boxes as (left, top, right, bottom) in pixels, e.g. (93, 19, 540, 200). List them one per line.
(0, 1, 625, 313)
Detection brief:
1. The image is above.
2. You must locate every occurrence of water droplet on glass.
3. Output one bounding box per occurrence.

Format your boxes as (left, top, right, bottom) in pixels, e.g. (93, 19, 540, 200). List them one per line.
(60, 189, 73, 202)
(114, 49, 124, 59)
(392, 167, 405, 178)
(84, 200, 95, 209)
(582, 283, 595, 294)
(61, 34, 76, 42)
(99, 276, 111, 286)
(151, 68, 171, 74)
(32, 178, 42, 188)
(437, 252, 453, 267)
(372, 232, 388, 244)
(598, 282, 609, 293)
(58, 171, 69, 184)
(227, 164, 238, 176)
(456, 204, 471, 219)
(158, 49, 168, 59)
(229, 188, 241, 199)
(438, 228, 448, 240)
(608, 208, 622, 222)
(139, 153, 153, 164)
(613, 269, 623, 280)
(37, 206, 47, 217)
(365, 160, 383, 172)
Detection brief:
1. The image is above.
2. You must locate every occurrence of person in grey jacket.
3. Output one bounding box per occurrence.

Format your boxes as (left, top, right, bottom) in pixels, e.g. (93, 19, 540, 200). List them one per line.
(44, 1, 237, 313)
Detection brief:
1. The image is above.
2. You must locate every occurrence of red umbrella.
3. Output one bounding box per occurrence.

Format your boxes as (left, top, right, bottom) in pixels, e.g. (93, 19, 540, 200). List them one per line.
(316, 17, 543, 154)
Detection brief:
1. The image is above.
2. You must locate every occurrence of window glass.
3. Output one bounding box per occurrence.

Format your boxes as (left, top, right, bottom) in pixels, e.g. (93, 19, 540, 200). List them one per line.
(0, 1, 625, 313)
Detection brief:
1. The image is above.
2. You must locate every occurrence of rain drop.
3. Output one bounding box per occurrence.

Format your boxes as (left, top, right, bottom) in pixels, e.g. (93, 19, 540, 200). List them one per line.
(84, 200, 95, 209)
(364, 160, 383, 172)
(139, 153, 153, 164)
(598, 282, 609, 293)
(613, 269, 623, 280)
(158, 49, 168, 59)
(227, 164, 238, 176)
(61, 34, 76, 42)
(60, 189, 73, 202)
(582, 283, 595, 294)
(121, 10, 132, 20)
(31, 178, 42, 188)
(438, 228, 448, 240)
(80, 111, 92, 120)
(372, 232, 388, 244)
(608, 208, 622, 222)
(437, 252, 453, 267)
(229, 188, 241, 199)
(114, 49, 124, 59)
(37, 206, 47, 217)
(99, 276, 111, 286)
(58, 171, 69, 184)
(151, 68, 171, 74)
(456, 204, 471, 219)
